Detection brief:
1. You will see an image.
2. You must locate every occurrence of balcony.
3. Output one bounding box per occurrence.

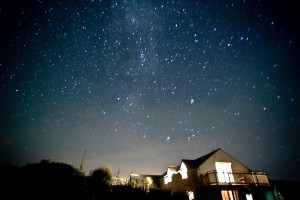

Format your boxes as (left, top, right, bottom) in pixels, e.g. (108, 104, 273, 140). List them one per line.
(203, 170, 270, 186)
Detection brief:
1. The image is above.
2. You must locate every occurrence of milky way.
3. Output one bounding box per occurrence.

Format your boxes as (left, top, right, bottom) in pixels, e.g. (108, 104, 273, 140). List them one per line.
(1, 0, 299, 180)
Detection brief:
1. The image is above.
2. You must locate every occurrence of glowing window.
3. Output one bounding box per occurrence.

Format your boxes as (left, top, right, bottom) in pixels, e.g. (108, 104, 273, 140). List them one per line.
(187, 191, 194, 200)
(246, 194, 253, 200)
(181, 163, 188, 179)
(215, 162, 234, 183)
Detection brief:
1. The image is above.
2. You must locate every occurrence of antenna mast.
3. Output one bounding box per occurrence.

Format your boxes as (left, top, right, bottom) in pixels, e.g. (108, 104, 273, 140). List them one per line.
(79, 150, 86, 171)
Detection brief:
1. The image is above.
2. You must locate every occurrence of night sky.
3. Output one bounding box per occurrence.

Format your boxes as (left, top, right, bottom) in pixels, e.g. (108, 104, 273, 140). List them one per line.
(1, 0, 299, 181)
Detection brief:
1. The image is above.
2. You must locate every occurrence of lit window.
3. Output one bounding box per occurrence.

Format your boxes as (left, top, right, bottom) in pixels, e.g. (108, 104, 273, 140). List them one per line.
(181, 162, 188, 179)
(246, 194, 253, 200)
(187, 191, 194, 200)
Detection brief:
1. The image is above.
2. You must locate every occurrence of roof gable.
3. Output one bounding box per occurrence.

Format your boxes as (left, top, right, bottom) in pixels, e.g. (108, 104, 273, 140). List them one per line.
(182, 148, 220, 169)
(162, 148, 251, 177)
(181, 148, 251, 171)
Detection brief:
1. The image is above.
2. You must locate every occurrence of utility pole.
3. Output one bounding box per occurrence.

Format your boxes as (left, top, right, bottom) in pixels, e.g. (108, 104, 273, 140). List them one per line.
(115, 168, 120, 178)
(79, 150, 86, 171)
(127, 171, 133, 185)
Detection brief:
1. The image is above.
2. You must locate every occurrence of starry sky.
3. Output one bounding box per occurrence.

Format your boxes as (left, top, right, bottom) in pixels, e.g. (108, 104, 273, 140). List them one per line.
(1, 0, 299, 181)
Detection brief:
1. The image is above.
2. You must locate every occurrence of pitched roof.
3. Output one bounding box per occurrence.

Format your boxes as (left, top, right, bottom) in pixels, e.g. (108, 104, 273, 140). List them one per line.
(161, 148, 232, 176)
(182, 148, 221, 170)
(168, 165, 180, 171)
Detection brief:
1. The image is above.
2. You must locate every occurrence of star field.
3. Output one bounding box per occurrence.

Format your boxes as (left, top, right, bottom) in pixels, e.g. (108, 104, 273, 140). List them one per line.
(1, 0, 299, 180)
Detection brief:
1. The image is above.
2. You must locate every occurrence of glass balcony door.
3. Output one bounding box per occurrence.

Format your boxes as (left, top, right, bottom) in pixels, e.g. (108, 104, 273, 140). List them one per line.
(215, 162, 234, 183)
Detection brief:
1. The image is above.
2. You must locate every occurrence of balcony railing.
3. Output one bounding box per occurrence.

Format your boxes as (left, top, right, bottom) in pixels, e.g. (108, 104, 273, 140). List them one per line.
(203, 170, 270, 186)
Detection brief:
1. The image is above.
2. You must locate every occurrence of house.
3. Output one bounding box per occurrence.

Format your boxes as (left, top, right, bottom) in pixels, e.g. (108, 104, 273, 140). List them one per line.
(131, 148, 281, 200)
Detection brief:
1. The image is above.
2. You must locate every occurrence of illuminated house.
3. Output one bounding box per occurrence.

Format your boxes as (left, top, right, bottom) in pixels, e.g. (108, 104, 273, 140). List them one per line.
(160, 148, 279, 200)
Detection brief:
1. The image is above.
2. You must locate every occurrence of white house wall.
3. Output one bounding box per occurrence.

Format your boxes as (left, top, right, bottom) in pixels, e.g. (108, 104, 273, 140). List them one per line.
(198, 149, 251, 176)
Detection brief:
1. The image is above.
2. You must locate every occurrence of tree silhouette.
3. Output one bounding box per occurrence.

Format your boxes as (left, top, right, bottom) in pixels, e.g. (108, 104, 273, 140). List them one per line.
(0, 159, 88, 200)
(0, 161, 190, 200)
(90, 166, 112, 199)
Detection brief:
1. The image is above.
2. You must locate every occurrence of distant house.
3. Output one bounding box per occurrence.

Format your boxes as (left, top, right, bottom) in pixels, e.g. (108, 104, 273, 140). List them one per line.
(131, 148, 281, 200)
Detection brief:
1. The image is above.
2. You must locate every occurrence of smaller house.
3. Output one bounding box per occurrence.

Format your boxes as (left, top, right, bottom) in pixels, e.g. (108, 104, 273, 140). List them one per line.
(131, 148, 281, 200)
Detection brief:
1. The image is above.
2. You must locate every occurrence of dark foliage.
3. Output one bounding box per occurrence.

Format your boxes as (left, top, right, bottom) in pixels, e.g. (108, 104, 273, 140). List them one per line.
(147, 188, 189, 200)
(89, 166, 112, 199)
(111, 185, 148, 200)
(111, 186, 188, 200)
(0, 159, 88, 200)
(0, 161, 189, 200)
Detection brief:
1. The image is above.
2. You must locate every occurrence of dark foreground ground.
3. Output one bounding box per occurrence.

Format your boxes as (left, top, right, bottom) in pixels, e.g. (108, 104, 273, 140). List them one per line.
(0, 161, 298, 200)
(269, 179, 300, 200)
